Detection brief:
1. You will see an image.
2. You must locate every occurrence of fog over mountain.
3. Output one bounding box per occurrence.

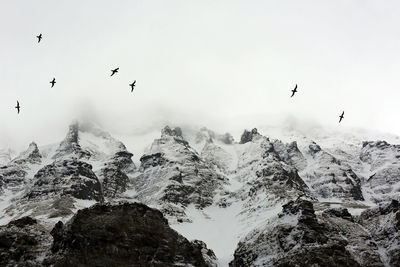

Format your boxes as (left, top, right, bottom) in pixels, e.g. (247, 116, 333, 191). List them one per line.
(2, 0, 400, 151)
(1, 1, 400, 266)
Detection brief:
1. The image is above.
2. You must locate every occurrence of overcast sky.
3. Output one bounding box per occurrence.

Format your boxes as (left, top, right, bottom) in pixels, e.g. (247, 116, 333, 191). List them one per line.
(1, 0, 400, 150)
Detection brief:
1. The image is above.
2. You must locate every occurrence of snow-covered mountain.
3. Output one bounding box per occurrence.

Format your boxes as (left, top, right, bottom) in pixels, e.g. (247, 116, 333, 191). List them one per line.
(0, 122, 399, 266)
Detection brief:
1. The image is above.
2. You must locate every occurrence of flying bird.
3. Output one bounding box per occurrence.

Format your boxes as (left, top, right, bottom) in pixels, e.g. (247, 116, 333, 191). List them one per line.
(129, 80, 136, 92)
(50, 78, 56, 88)
(110, 68, 119, 77)
(15, 101, 20, 114)
(37, 33, 42, 43)
(291, 84, 298, 97)
(339, 111, 344, 123)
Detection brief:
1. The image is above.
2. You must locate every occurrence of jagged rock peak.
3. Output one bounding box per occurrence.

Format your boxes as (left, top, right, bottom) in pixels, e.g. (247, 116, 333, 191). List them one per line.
(52, 123, 89, 159)
(12, 141, 42, 164)
(161, 125, 183, 138)
(240, 128, 260, 144)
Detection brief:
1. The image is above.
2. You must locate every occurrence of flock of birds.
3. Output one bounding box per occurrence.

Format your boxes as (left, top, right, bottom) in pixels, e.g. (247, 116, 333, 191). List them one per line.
(14, 34, 344, 123)
(14, 34, 137, 115)
(290, 84, 344, 123)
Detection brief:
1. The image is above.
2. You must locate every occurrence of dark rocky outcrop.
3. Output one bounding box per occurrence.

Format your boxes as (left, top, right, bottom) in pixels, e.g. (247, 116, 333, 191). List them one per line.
(230, 199, 362, 267)
(322, 207, 354, 222)
(358, 200, 400, 266)
(139, 152, 166, 171)
(45, 203, 215, 266)
(239, 128, 260, 144)
(0, 217, 51, 267)
(0, 166, 27, 190)
(27, 159, 103, 202)
(99, 151, 135, 198)
(100, 167, 130, 198)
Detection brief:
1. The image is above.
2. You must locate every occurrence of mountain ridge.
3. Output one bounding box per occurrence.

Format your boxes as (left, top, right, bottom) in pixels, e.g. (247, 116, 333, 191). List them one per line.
(0, 121, 399, 266)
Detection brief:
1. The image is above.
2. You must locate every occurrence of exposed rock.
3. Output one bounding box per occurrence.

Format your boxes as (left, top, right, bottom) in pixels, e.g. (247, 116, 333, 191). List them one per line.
(191, 240, 218, 267)
(358, 200, 400, 266)
(45, 203, 216, 266)
(239, 128, 260, 144)
(100, 167, 129, 198)
(360, 141, 400, 203)
(52, 123, 90, 160)
(303, 141, 364, 201)
(162, 126, 184, 138)
(12, 142, 42, 165)
(27, 159, 103, 202)
(0, 165, 27, 190)
(230, 199, 361, 267)
(135, 127, 227, 211)
(0, 143, 43, 193)
(322, 207, 354, 222)
(272, 140, 307, 171)
(233, 133, 312, 219)
(320, 209, 383, 267)
(0, 217, 51, 267)
(98, 151, 135, 198)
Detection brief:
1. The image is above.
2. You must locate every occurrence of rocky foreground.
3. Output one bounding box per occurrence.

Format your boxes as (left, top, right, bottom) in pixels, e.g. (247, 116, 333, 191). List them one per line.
(0, 202, 217, 267)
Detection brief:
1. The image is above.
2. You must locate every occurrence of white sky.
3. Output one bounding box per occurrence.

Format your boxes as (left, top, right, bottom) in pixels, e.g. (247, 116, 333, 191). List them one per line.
(1, 0, 400, 150)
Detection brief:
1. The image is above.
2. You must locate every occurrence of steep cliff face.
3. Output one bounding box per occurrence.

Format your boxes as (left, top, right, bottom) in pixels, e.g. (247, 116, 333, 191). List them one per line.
(231, 129, 311, 211)
(0, 122, 135, 224)
(28, 159, 103, 202)
(358, 200, 400, 266)
(360, 141, 400, 203)
(301, 141, 364, 201)
(272, 139, 307, 171)
(133, 126, 227, 221)
(0, 142, 42, 193)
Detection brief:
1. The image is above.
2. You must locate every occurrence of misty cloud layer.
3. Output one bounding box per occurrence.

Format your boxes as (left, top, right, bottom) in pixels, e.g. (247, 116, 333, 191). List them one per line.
(1, 0, 400, 151)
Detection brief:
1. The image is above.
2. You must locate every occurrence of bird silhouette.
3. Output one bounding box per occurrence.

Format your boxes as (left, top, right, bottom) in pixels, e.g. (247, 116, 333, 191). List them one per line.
(129, 80, 136, 92)
(15, 101, 20, 114)
(291, 84, 298, 97)
(50, 78, 56, 88)
(37, 34, 42, 43)
(111, 68, 119, 77)
(339, 111, 344, 123)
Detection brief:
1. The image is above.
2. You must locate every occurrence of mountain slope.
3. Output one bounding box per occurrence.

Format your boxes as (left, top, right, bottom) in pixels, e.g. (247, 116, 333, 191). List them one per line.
(0, 122, 399, 266)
